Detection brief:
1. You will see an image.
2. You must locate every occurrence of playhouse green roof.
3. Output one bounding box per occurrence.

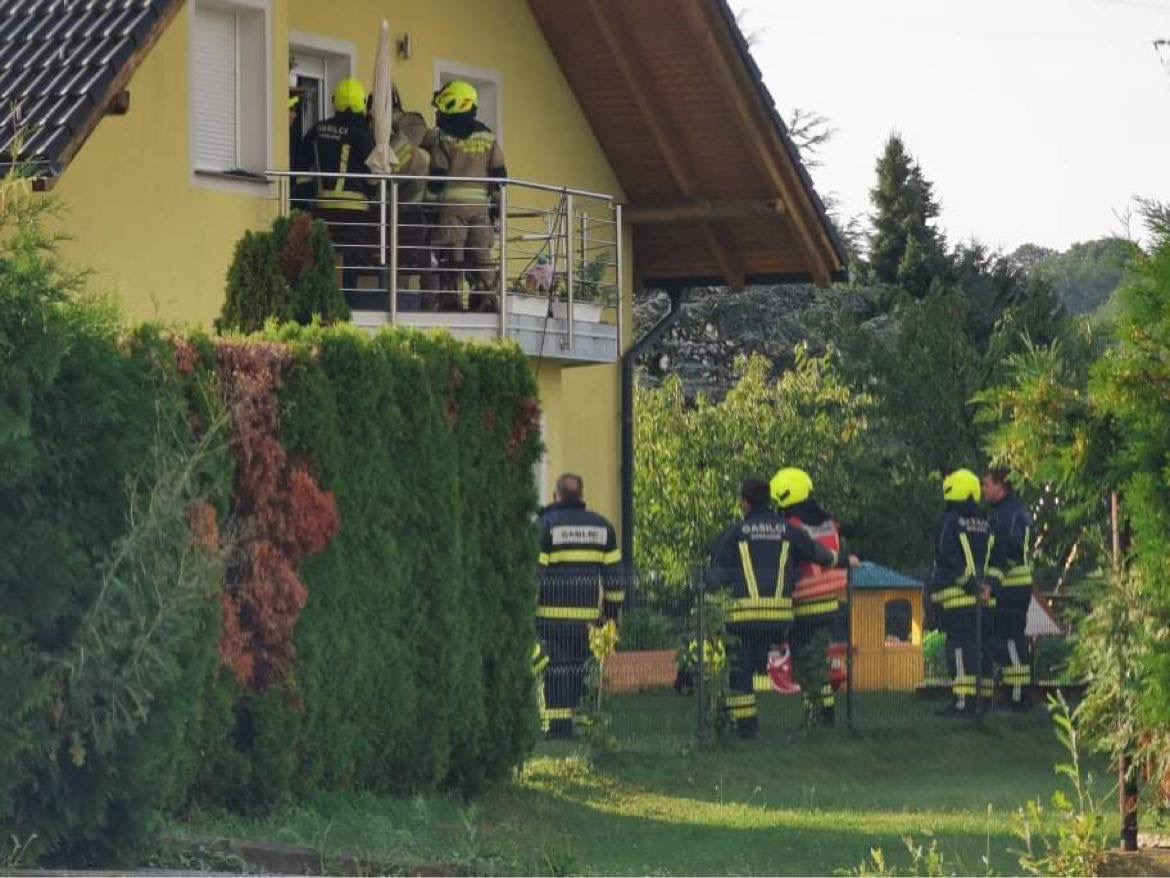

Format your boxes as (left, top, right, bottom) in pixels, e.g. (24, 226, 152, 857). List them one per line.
(850, 562, 923, 591)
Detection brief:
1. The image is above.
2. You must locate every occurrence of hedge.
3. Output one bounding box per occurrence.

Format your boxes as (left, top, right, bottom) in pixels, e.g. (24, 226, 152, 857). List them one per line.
(1, 186, 544, 862)
(197, 324, 543, 808)
(0, 205, 231, 865)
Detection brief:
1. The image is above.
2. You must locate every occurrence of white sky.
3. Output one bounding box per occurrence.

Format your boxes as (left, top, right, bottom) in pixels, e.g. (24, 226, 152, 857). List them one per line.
(740, 0, 1170, 251)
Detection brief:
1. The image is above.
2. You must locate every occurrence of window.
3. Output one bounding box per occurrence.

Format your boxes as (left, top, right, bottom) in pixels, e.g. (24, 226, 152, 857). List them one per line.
(288, 35, 356, 148)
(884, 598, 912, 644)
(434, 60, 503, 142)
(191, 1, 269, 177)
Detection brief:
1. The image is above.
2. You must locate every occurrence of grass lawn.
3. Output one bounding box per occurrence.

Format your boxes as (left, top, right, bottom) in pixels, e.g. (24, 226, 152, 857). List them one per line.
(171, 693, 1115, 876)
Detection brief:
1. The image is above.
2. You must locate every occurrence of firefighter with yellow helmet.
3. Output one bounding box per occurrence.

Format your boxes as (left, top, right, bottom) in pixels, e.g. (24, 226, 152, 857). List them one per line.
(930, 468, 997, 717)
(708, 478, 856, 739)
(427, 80, 507, 312)
(771, 467, 851, 726)
(293, 77, 377, 295)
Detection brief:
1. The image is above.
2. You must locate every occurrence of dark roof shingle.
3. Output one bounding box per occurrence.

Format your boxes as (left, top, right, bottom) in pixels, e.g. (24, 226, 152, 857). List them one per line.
(0, 0, 182, 178)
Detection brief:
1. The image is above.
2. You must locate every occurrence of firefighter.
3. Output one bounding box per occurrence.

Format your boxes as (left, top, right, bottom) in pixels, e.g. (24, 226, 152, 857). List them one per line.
(772, 467, 849, 726)
(536, 473, 623, 738)
(427, 80, 507, 313)
(388, 99, 432, 310)
(930, 469, 997, 717)
(708, 478, 857, 739)
(293, 78, 377, 294)
(983, 468, 1035, 710)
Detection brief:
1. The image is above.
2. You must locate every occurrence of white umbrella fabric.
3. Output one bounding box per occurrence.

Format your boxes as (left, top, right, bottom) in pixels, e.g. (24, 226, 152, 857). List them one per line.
(365, 20, 397, 173)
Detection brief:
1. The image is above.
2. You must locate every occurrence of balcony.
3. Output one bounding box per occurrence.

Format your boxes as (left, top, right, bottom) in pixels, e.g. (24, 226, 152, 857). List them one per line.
(267, 171, 623, 365)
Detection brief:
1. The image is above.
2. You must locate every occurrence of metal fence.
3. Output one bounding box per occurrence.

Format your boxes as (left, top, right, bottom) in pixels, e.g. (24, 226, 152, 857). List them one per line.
(267, 171, 622, 353)
(538, 566, 1079, 748)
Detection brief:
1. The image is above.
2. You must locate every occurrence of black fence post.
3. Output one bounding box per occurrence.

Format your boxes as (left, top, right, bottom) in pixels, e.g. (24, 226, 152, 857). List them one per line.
(975, 596, 985, 717)
(697, 574, 707, 748)
(846, 571, 854, 731)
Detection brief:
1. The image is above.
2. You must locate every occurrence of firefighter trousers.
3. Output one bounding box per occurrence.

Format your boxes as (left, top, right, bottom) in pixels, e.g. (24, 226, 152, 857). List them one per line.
(725, 622, 788, 737)
(794, 612, 846, 723)
(992, 590, 1033, 706)
(536, 618, 588, 738)
(429, 206, 497, 312)
(941, 606, 994, 710)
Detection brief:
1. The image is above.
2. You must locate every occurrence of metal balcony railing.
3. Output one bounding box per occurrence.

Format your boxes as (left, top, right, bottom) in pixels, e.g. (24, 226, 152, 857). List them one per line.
(265, 171, 623, 357)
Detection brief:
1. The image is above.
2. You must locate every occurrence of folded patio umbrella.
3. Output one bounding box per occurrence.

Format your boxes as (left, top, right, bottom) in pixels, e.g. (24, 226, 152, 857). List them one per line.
(365, 20, 397, 174)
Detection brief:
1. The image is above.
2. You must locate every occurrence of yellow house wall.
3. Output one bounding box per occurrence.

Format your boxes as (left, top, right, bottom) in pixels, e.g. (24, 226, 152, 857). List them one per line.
(52, 3, 289, 326)
(51, 0, 632, 528)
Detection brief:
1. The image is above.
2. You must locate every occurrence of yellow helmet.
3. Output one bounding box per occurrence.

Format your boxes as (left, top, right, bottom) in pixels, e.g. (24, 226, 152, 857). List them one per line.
(332, 77, 367, 114)
(770, 467, 813, 509)
(432, 80, 477, 115)
(943, 469, 981, 503)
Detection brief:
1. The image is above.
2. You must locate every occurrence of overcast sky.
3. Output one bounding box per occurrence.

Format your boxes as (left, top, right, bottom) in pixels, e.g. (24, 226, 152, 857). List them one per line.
(740, 0, 1170, 252)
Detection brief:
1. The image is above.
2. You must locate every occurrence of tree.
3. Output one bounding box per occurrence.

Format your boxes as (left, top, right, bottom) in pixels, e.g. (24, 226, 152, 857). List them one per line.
(1093, 206, 1170, 727)
(975, 201, 1170, 814)
(217, 212, 348, 335)
(1010, 237, 1139, 316)
(1010, 243, 1058, 274)
(867, 134, 948, 296)
(634, 349, 875, 587)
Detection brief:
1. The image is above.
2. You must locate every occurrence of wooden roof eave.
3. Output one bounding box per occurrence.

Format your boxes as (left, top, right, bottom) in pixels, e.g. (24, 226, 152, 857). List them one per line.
(528, 0, 849, 289)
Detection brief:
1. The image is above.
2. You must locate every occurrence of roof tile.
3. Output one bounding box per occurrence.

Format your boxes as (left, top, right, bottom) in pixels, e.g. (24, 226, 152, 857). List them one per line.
(0, 0, 181, 176)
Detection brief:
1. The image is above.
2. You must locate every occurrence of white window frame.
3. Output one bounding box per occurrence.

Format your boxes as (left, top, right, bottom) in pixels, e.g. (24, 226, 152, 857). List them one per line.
(189, 0, 272, 195)
(433, 59, 504, 145)
(289, 31, 357, 125)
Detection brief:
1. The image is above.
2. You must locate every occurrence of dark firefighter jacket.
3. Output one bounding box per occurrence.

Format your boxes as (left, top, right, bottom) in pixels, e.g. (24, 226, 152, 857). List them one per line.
(929, 501, 995, 611)
(708, 506, 846, 627)
(293, 110, 376, 209)
(537, 500, 623, 622)
(987, 491, 1034, 590)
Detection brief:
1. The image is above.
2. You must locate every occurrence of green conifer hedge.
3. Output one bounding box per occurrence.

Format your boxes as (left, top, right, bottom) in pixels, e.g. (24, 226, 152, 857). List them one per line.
(2, 184, 543, 860)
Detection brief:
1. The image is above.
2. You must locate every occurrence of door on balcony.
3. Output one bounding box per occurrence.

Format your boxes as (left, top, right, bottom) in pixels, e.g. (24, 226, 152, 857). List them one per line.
(288, 38, 355, 167)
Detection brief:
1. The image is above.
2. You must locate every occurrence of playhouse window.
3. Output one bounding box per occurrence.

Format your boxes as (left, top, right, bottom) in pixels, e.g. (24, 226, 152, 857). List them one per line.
(884, 599, 912, 643)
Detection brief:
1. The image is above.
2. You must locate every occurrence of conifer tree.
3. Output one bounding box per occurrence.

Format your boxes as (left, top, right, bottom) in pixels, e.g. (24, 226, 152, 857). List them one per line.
(868, 134, 947, 296)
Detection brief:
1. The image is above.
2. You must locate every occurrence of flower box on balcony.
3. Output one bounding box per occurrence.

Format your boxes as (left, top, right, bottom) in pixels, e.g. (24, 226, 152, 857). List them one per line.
(507, 294, 605, 323)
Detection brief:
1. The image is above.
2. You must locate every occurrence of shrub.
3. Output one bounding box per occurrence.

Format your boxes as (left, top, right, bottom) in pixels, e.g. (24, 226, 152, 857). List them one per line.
(219, 229, 290, 333)
(2, 172, 543, 858)
(0, 172, 233, 862)
(217, 213, 348, 334)
(619, 608, 678, 651)
(922, 629, 947, 680)
(1033, 637, 1074, 683)
(1016, 694, 1110, 877)
(273, 212, 347, 326)
(195, 324, 543, 803)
